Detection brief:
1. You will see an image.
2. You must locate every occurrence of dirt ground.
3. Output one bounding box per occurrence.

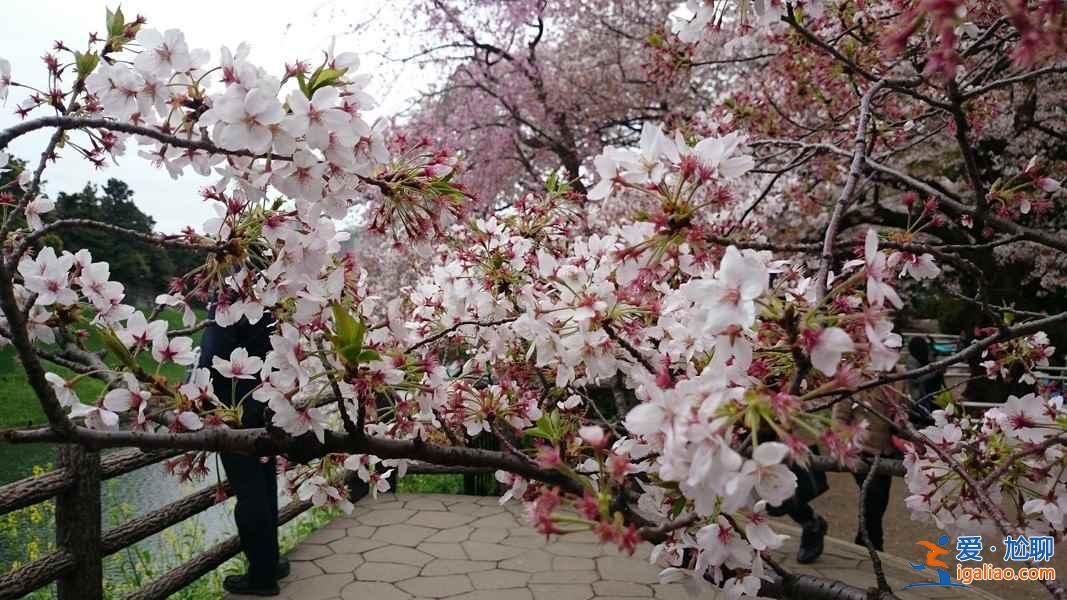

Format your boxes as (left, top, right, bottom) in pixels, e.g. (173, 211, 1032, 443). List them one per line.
(786, 472, 1066, 600)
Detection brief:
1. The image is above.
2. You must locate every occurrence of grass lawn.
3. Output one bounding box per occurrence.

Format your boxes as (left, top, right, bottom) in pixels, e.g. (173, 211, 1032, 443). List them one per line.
(0, 307, 204, 429)
(397, 474, 465, 495)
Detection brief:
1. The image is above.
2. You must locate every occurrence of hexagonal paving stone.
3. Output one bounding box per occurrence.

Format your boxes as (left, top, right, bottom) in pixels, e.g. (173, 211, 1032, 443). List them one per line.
(424, 526, 473, 543)
(544, 542, 602, 559)
(288, 544, 334, 561)
(340, 581, 411, 600)
(417, 541, 469, 559)
(469, 513, 519, 529)
(364, 545, 434, 567)
(461, 541, 527, 561)
(528, 583, 593, 600)
(363, 495, 404, 507)
(286, 560, 325, 580)
(450, 503, 509, 517)
(529, 570, 598, 584)
(314, 553, 364, 574)
(358, 509, 415, 526)
(345, 525, 375, 538)
(450, 590, 533, 600)
(593, 581, 654, 597)
(499, 549, 553, 573)
(469, 569, 531, 590)
(500, 536, 547, 549)
(279, 573, 354, 600)
(302, 527, 347, 545)
(406, 510, 477, 529)
(468, 527, 509, 543)
(421, 559, 497, 576)
(596, 556, 662, 584)
(353, 562, 421, 582)
(402, 497, 448, 511)
(328, 537, 387, 555)
(550, 556, 595, 571)
(373, 524, 437, 546)
(323, 517, 362, 530)
(396, 574, 474, 597)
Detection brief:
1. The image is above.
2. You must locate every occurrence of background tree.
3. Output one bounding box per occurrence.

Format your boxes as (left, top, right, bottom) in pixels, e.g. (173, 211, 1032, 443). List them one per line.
(48, 179, 199, 304)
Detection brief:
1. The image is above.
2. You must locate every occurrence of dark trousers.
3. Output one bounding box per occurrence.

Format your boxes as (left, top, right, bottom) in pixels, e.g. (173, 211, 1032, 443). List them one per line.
(766, 448, 828, 526)
(221, 453, 280, 585)
(851, 471, 891, 550)
(777, 499, 817, 525)
(198, 305, 280, 585)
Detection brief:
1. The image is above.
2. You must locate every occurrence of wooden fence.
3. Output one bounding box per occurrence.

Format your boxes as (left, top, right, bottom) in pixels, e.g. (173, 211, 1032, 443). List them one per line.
(0, 444, 492, 599)
(0, 444, 288, 599)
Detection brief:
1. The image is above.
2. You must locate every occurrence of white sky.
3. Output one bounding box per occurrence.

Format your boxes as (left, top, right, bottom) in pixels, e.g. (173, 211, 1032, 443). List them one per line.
(0, 0, 431, 232)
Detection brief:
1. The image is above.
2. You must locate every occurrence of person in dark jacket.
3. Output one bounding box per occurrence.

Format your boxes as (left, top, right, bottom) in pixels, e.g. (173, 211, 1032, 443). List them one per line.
(833, 386, 900, 551)
(198, 305, 288, 596)
(905, 336, 944, 427)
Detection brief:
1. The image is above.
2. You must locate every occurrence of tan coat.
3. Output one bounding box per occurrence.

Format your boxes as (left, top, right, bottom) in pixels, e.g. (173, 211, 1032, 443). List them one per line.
(832, 386, 899, 457)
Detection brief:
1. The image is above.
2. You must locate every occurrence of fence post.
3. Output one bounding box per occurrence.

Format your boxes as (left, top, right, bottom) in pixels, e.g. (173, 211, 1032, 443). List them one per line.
(55, 444, 103, 599)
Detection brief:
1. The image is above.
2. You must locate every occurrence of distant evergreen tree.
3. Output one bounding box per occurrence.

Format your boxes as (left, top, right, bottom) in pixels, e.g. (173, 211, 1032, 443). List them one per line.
(49, 178, 198, 304)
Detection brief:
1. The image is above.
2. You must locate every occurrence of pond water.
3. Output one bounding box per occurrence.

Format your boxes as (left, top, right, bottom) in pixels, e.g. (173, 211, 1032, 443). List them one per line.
(0, 442, 238, 577)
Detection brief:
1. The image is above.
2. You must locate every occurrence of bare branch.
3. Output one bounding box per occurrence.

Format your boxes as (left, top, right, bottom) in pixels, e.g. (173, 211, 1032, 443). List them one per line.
(814, 80, 887, 299)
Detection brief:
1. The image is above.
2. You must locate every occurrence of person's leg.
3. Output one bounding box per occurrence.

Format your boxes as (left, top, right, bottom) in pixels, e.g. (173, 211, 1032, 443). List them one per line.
(785, 500, 815, 525)
(261, 455, 286, 578)
(793, 501, 827, 564)
(770, 497, 826, 564)
(221, 453, 279, 591)
(852, 471, 892, 551)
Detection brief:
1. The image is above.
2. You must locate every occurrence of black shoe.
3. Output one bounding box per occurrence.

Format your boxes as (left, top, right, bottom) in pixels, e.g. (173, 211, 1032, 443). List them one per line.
(797, 516, 827, 564)
(276, 558, 291, 580)
(223, 574, 280, 597)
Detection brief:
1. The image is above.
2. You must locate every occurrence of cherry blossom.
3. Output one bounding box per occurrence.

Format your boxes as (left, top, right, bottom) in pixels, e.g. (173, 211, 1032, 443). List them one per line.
(282, 86, 349, 150)
(133, 28, 194, 77)
(152, 335, 196, 366)
(18, 247, 76, 306)
(211, 87, 285, 153)
(25, 197, 55, 231)
(864, 229, 903, 309)
(212, 347, 264, 380)
(44, 372, 79, 408)
(116, 312, 168, 348)
(809, 327, 855, 377)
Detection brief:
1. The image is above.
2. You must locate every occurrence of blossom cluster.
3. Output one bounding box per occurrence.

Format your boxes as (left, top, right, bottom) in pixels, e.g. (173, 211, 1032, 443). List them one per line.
(904, 395, 1067, 539)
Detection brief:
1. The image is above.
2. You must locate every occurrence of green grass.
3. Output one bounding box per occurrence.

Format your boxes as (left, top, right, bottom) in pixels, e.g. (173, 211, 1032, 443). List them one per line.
(397, 474, 465, 494)
(0, 307, 204, 429)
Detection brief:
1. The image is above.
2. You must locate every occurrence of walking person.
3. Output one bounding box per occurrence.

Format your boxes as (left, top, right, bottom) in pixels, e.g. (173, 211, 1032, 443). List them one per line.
(833, 387, 899, 551)
(197, 302, 289, 596)
(904, 336, 943, 427)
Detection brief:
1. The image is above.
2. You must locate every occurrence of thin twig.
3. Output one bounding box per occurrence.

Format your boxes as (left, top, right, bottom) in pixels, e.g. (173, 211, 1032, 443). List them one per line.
(859, 455, 892, 593)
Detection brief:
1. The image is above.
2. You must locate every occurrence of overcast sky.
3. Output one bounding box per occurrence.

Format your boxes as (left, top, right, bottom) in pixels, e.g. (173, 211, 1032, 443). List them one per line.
(0, 0, 431, 232)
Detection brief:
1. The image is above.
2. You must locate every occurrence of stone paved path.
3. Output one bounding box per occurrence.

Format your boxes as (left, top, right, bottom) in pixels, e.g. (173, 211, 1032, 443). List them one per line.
(226, 493, 1003, 600)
